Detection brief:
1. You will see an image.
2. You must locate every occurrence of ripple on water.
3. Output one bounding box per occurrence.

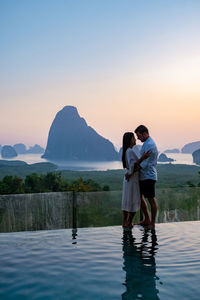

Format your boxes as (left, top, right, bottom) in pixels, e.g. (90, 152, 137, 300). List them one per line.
(0, 222, 199, 300)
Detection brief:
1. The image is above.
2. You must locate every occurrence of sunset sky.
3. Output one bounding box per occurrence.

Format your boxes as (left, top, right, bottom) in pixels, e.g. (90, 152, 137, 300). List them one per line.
(1, 0, 200, 151)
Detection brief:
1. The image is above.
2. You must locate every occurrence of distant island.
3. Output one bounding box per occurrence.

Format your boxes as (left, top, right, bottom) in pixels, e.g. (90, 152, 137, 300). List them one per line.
(1, 145, 17, 158)
(26, 144, 44, 154)
(192, 149, 200, 165)
(164, 148, 180, 153)
(13, 143, 27, 154)
(181, 141, 200, 153)
(158, 153, 175, 162)
(1, 144, 44, 158)
(42, 106, 119, 161)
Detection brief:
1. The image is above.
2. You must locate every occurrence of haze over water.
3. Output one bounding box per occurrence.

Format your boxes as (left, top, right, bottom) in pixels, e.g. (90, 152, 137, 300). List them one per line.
(0, 152, 196, 171)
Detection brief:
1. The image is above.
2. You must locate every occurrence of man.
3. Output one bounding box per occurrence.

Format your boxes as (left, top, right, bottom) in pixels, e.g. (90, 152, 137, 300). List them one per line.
(135, 125, 158, 227)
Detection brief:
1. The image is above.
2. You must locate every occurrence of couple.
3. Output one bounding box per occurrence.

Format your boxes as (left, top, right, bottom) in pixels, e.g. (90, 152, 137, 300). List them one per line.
(122, 125, 158, 229)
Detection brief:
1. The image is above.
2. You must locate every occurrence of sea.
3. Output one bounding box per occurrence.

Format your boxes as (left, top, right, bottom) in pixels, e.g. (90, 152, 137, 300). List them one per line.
(0, 152, 198, 171)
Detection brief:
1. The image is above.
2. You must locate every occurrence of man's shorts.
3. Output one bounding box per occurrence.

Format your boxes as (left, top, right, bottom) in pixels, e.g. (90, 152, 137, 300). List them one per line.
(139, 179, 156, 198)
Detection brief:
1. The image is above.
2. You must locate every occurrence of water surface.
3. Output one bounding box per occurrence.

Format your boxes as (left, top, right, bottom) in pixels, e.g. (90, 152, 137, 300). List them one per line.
(0, 153, 196, 171)
(0, 222, 199, 300)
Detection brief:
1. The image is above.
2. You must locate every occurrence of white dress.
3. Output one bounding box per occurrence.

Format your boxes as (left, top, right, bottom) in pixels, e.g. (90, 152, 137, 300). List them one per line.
(121, 146, 141, 212)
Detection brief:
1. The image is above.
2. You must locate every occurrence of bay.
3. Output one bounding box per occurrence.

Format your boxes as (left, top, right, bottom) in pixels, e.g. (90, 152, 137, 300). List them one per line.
(0, 152, 197, 171)
(159, 153, 195, 165)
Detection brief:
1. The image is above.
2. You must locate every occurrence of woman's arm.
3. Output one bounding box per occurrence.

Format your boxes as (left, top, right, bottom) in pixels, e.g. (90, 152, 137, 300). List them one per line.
(125, 150, 151, 180)
(126, 149, 135, 175)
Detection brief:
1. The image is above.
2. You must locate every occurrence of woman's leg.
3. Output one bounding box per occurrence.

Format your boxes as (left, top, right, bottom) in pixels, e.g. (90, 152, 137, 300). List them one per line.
(127, 212, 136, 227)
(122, 210, 128, 227)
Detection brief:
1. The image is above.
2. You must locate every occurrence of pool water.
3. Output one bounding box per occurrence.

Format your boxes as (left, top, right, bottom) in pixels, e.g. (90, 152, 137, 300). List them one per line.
(0, 221, 199, 300)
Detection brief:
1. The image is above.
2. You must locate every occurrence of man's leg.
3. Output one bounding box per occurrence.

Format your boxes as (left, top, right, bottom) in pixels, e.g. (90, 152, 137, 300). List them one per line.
(147, 197, 157, 226)
(140, 195, 151, 225)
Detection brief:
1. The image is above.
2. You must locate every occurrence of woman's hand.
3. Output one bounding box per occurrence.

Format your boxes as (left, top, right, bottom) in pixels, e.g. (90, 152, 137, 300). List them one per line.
(125, 173, 131, 181)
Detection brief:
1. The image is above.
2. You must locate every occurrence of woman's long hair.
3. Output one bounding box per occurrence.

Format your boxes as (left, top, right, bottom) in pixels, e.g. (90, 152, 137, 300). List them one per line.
(122, 132, 134, 168)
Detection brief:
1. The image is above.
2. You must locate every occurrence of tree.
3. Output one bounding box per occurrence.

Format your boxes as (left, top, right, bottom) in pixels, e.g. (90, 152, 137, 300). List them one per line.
(0, 176, 24, 194)
(103, 185, 110, 191)
(187, 171, 200, 187)
(24, 173, 41, 193)
(0, 172, 108, 194)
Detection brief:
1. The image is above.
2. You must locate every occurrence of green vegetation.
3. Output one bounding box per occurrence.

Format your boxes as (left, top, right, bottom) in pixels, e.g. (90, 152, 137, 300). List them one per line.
(60, 164, 200, 190)
(77, 187, 200, 227)
(186, 171, 200, 187)
(0, 173, 110, 194)
(157, 164, 200, 188)
(0, 161, 200, 192)
(1, 162, 200, 232)
(1, 187, 200, 232)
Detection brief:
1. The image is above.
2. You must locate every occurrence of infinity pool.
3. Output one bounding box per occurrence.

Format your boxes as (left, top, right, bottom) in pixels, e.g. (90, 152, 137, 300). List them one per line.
(0, 221, 199, 300)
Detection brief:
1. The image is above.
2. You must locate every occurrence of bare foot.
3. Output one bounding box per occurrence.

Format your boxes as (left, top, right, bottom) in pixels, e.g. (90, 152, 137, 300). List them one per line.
(144, 223, 155, 229)
(123, 224, 133, 229)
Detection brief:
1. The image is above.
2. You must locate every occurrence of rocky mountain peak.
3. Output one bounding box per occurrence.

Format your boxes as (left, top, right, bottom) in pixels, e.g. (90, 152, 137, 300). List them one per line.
(42, 106, 119, 161)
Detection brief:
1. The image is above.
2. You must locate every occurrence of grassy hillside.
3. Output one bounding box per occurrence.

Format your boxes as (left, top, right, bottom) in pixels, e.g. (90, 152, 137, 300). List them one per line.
(61, 164, 200, 189)
(0, 160, 199, 190)
(157, 164, 200, 187)
(0, 160, 57, 179)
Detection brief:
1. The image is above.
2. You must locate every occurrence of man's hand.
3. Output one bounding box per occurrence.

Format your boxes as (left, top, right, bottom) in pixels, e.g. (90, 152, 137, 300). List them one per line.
(134, 162, 140, 172)
(141, 150, 151, 160)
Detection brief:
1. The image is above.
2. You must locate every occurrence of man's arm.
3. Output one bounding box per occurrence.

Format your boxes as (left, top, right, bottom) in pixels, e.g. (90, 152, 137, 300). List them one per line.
(140, 146, 156, 169)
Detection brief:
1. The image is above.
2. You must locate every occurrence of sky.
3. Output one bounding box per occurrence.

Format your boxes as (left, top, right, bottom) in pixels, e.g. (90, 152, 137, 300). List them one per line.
(1, 0, 200, 151)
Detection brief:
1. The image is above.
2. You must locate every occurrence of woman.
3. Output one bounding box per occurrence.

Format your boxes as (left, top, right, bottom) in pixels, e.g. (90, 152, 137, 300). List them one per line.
(121, 132, 149, 228)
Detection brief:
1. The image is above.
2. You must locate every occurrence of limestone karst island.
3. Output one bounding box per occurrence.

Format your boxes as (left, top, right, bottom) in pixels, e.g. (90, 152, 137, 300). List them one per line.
(42, 106, 119, 161)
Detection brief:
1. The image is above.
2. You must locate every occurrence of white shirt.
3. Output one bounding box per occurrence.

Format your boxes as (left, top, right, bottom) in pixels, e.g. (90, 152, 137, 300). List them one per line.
(125, 147, 139, 175)
(140, 136, 158, 181)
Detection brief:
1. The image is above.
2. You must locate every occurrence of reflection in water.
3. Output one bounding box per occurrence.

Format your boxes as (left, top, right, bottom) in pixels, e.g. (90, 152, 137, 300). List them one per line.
(122, 227, 161, 300)
(72, 228, 78, 244)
